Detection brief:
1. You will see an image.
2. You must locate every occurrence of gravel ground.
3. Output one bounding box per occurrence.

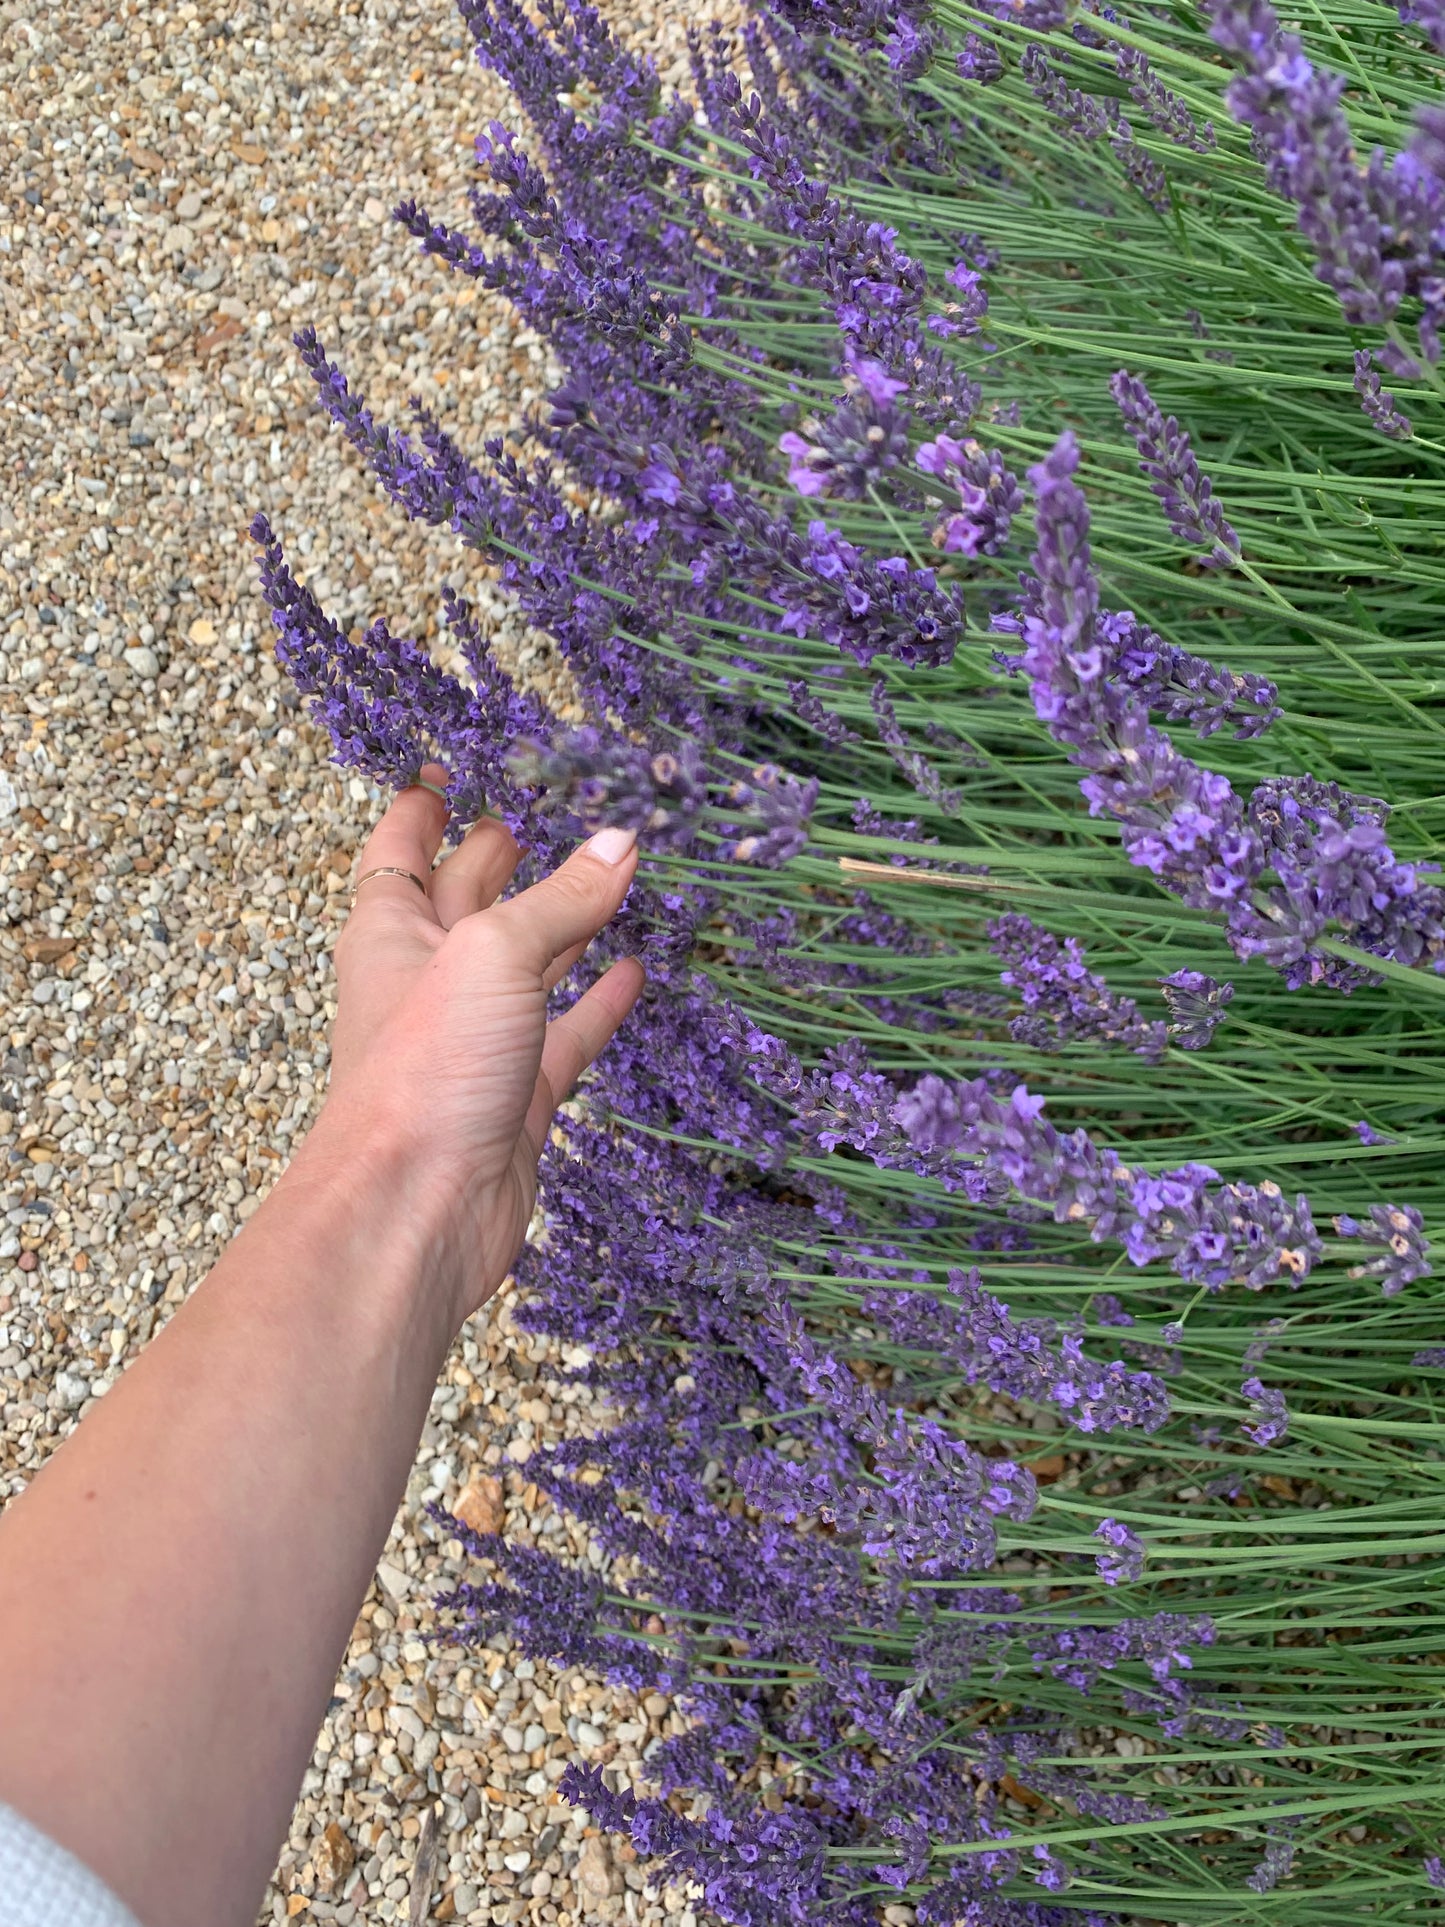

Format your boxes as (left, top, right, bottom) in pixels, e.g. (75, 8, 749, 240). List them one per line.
(0, 2, 726, 1921)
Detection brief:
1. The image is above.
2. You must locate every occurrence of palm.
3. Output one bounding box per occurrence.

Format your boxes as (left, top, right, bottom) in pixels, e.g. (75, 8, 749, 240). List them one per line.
(320, 770, 644, 1323)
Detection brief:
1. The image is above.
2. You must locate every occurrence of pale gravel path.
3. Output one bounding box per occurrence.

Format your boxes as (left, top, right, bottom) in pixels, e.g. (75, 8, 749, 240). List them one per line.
(0, 1, 724, 1922)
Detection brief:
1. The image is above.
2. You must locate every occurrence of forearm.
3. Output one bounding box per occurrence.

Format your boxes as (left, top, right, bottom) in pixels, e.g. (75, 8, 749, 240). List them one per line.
(0, 1102, 462, 1927)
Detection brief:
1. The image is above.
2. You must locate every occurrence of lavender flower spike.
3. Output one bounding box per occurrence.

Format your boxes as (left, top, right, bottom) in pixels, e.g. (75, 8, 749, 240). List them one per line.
(1159, 969, 1234, 1049)
(1111, 371, 1240, 564)
(1240, 1377, 1289, 1449)
(1094, 1517, 1146, 1585)
(1399, 2, 1445, 56)
(989, 912, 1167, 1058)
(779, 352, 910, 500)
(1353, 350, 1413, 440)
(1334, 1203, 1432, 1296)
(917, 434, 1022, 557)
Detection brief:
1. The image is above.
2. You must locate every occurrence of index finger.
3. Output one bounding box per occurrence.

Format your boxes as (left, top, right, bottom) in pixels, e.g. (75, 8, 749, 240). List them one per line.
(348, 760, 451, 920)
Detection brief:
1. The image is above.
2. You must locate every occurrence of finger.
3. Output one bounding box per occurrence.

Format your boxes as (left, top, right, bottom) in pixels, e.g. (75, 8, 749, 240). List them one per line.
(521, 957, 645, 1154)
(541, 936, 591, 996)
(429, 815, 522, 929)
(349, 760, 450, 922)
(491, 826, 639, 974)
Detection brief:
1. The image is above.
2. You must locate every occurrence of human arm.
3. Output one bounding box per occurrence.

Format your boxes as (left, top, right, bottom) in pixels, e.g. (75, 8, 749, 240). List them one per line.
(0, 769, 643, 1927)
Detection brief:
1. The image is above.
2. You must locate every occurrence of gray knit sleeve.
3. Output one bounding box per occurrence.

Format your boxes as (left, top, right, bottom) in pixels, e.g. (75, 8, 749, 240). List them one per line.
(0, 1802, 144, 1927)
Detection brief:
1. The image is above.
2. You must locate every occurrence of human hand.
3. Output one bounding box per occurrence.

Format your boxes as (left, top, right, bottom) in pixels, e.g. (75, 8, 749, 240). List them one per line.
(305, 761, 644, 1329)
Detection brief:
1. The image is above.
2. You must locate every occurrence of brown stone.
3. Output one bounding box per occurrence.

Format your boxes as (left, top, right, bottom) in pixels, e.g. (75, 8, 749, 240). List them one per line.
(313, 1821, 355, 1892)
(23, 937, 76, 964)
(196, 317, 242, 356)
(17, 1253, 37, 1273)
(453, 1475, 504, 1537)
(576, 1835, 619, 1899)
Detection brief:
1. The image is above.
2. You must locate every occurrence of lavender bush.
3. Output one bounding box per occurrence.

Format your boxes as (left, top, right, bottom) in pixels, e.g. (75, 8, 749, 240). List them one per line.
(255, 0, 1445, 1916)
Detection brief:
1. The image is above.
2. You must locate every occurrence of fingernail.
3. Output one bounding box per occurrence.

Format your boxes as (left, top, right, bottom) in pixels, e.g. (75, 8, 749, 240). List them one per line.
(584, 825, 638, 866)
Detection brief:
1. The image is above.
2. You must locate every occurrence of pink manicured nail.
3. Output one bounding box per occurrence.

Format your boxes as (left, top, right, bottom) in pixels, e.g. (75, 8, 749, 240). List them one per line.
(584, 825, 638, 866)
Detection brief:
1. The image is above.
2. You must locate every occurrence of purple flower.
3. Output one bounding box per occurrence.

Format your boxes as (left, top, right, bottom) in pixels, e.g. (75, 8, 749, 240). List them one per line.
(1426, 1853, 1445, 1889)
(428, 1508, 666, 1690)
(1354, 1120, 1393, 1147)
(787, 679, 859, 746)
(1353, 349, 1413, 439)
(250, 516, 546, 840)
(1094, 1517, 1146, 1585)
(932, 259, 991, 342)
(507, 727, 708, 851)
(1086, 608, 1279, 741)
(1209, 0, 1445, 360)
(723, 761, 818, 867)
(1159, 969, 1234, 1049)
(779, 352, 911, 499)
(1019, 433, 1445, 984)
(917, 434, 1022, 556)
(737, 1283, 1038, 1577)
(870, 681, 963, 813)
(1240, 1376, 1289, 1449)
(957, 32, 1004, 84)
(1020, 43, 1111, 142)
(866, 1270, 1171, 1436)
(1110, 371, 1240, 564)
(1115, 45, 1215, 152)
(1334, 1203, 1433, 1296)
(1032, 1844, 1073, 1892)
(989, 912, 1168, 1059)
(1246, 1821, 1298, 1894)
(782, 522, 963, 668)
(1399, 2, 1445, 54)
(893, 1069, 1323, 1291)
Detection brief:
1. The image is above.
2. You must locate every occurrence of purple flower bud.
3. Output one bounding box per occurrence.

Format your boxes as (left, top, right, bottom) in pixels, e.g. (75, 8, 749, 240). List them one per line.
(1110, 370, 1240, 563)
(1246, 1822, 1299, 1894)
(1021, 43, 1112, 141)
(1240, 1376, 1290, 1449)
(1334, 1202, 1432, 1296)
(895, 1066, 1322, 1291)
(1211, 0, 1445, 360)
(990, 912, 1168, 1059)
(1159, 969, 1234, 1049)
(1019, 434, 1445, 983)
(1353, 349, 1413, 439)
(1115, 45, 1216, 152)
(1400, 1, 1445, 54)
(917, 434, 1022, 556)
(507, 726, 708, 852)
(1094, 1516, 1146, 1585)
(778, 352, 911, 500)
(957, 33, 1004, 84)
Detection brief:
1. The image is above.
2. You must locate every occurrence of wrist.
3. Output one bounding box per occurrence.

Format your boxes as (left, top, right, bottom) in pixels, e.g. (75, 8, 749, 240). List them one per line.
(275, 1096, 470, 1353)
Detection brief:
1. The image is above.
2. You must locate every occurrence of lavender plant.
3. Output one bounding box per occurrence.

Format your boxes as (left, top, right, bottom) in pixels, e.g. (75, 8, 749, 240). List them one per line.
(253, 0, 1445, 1917)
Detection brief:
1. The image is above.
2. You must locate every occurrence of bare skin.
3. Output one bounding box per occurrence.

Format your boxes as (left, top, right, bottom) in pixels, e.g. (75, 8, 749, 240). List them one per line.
(0, 763, 644, 1927)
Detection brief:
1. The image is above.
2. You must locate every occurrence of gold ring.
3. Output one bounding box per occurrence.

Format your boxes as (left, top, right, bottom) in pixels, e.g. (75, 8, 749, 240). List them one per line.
(349, 865, 430, 906)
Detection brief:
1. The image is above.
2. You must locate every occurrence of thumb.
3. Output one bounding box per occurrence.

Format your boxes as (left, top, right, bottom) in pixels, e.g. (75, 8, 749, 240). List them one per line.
(491, 826, 639, 972)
